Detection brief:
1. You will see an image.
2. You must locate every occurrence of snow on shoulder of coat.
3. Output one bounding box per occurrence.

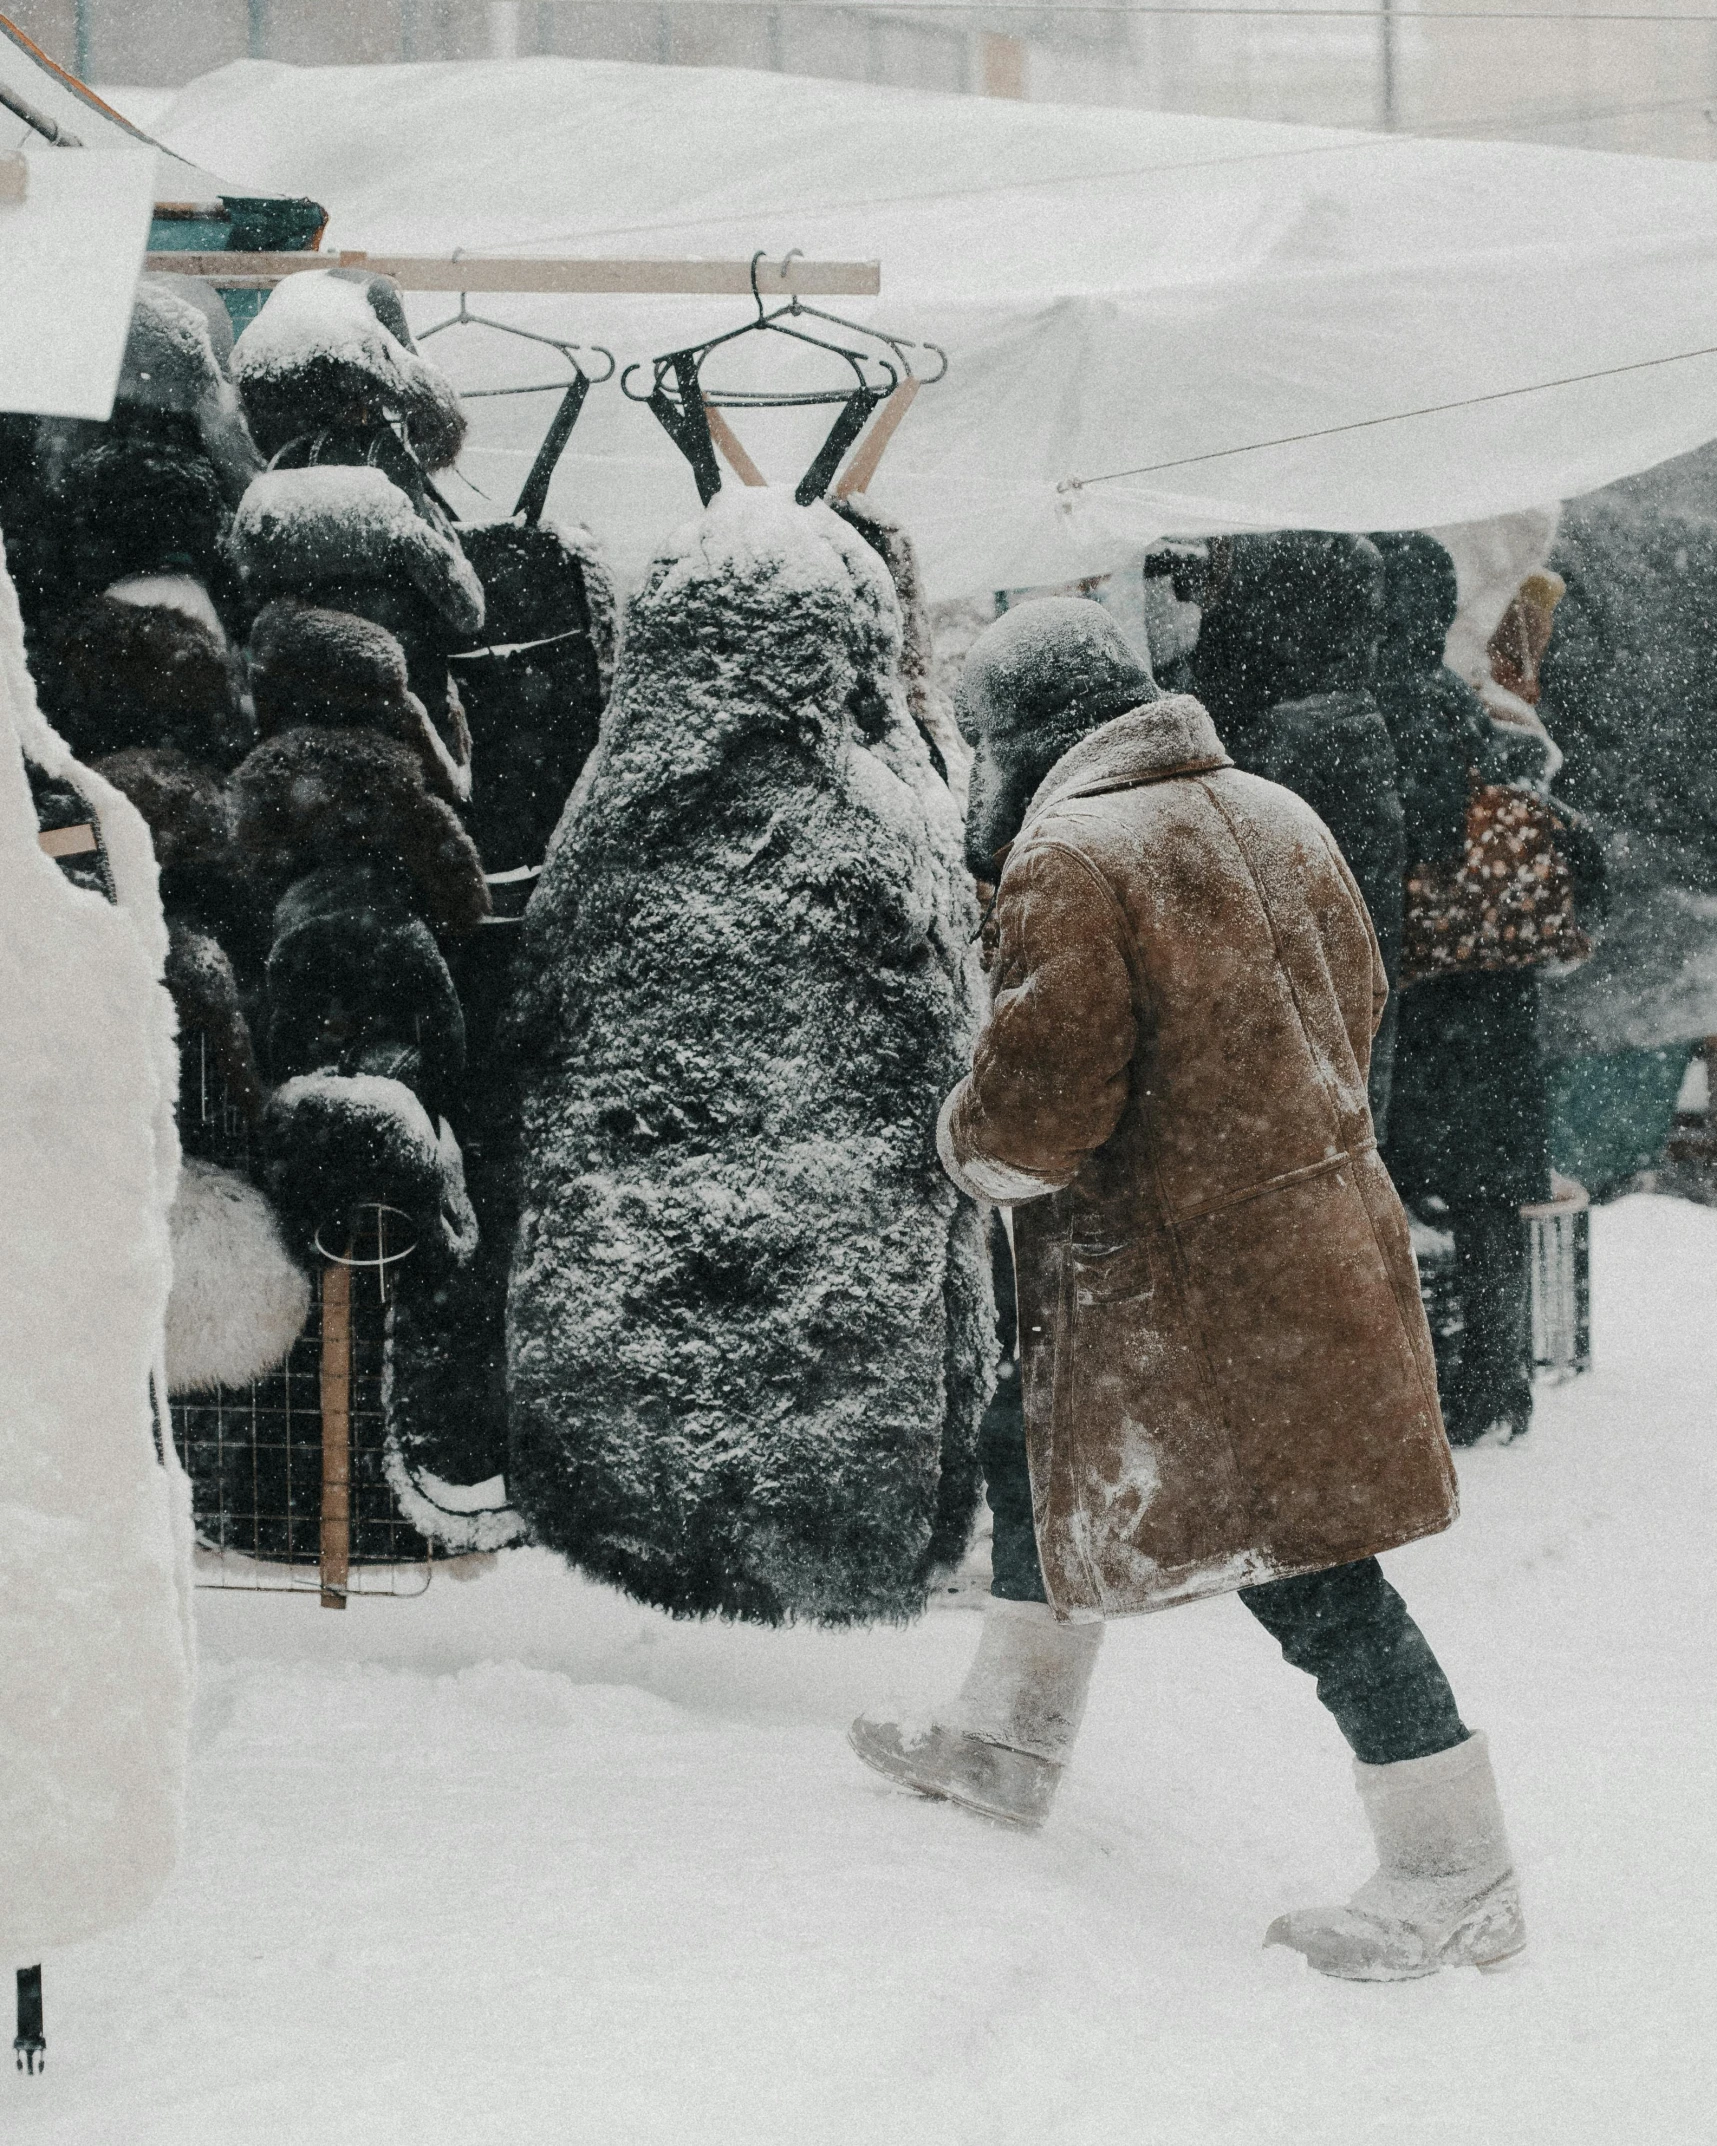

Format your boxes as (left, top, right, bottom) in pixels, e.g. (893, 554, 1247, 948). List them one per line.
(0, 528, 194, 1962)
(508, 488, 994, 1627)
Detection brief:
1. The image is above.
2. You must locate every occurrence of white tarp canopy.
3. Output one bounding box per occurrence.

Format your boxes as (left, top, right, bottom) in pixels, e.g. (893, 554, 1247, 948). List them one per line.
(151, 56, 1717, 595)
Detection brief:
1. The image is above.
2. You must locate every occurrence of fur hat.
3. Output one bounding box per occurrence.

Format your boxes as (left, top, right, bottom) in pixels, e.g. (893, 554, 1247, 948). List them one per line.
(956, 596, 1158, 875)
(225, 464, 485, 640)
(91, 745, 229, 870)
(57, 433, 232, 595)
(232, 270, 467, 473)
(1194, 532, 1385, 739)
(165, 1159, 310, 1395)
(1373, 531, 1461, 682)
(247, 597, 469, 803)
(259, 1071, 478, 1269)
(118, 279, 261, 505)
(231, 722, 490, 937)
(263, 863, 467, 1116)
(164, 919, 266, 1122)
(49, 595, 248, 766)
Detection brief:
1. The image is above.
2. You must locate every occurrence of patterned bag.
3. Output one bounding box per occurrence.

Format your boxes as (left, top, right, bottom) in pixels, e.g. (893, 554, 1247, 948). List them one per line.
(1401, 782, 1592, 984)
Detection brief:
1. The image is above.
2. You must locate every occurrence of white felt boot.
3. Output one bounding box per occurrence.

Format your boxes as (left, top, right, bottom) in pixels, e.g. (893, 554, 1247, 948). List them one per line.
(1266, 1731, 1526, 1980)
(848, 1599, 1103, 1828)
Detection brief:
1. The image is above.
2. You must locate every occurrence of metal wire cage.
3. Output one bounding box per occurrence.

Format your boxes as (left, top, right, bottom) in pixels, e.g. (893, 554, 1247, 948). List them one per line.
(1522, 1180, 1592, 1384)
(170, 1036, 441, 1602)
(1411, 1177, 1593, 1398)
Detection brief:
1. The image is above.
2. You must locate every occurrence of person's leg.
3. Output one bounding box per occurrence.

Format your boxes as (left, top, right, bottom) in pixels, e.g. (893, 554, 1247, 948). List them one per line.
(979, 1359, 1048, 1604)
(1244, 1560, 1522, 1980)
(1447, 1203, 1533, 1444)
(849, 1226, 1100, 1826)
(1238, 1557, 1467, 1763)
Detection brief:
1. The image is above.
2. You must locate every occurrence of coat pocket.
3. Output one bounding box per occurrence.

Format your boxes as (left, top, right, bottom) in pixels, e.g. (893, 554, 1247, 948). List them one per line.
(1070, 1237, 1153, 1306)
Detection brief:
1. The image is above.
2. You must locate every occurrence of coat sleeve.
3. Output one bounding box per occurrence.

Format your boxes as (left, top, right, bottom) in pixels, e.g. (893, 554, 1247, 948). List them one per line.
(939, 836, 1137, 1205)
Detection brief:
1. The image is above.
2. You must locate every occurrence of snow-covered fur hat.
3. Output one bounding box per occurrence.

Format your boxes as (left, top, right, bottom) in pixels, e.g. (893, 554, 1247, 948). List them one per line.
(956, 596, 1157, 874)
(260, 1070, 477, 1268)
(263, 863, 467, 1116)
(118, 279, 262, 505)
(165, 1159, 310, 1394)
(232, 270, 467, 473)
(831, 492, 971, 804)
(48, 592, 248, 766)
(507, 488, 993, 1626)
(225, 464, 485, 639)
(248, 597, 467, 804)
(232, 723, 490, 937)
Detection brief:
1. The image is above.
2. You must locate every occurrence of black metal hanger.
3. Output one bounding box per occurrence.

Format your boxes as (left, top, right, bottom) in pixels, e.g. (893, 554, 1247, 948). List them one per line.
(621, 251, 946, 508)
(418, 293, 616, 524)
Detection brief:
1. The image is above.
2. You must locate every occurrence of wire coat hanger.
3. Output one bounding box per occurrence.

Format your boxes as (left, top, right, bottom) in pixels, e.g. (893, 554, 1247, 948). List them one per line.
(418, 290, 616, 524)
(621, 251, 946, 506)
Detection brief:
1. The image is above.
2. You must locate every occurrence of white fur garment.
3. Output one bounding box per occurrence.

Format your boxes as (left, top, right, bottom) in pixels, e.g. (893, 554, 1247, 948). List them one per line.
(0, 527, 194, 1960)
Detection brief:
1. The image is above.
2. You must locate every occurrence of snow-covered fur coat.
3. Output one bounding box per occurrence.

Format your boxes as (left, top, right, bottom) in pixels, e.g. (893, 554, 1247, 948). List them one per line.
(232, 270, 467, 474)
(0, 529, 193, 1959)
(507, 490, 993, 1625)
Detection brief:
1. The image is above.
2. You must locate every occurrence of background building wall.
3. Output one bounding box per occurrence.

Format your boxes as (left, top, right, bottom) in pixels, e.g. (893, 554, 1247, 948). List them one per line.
(10, 0, 1717, 159)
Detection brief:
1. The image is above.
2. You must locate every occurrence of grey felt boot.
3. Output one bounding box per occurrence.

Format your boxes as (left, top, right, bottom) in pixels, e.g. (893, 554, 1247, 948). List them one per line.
(848, 1598, 1103, 1829)
(1266, 1731, 1526, 1980)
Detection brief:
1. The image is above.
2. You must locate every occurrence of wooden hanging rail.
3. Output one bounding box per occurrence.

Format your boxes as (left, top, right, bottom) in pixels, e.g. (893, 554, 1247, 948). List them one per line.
(143, 250, 882, 297)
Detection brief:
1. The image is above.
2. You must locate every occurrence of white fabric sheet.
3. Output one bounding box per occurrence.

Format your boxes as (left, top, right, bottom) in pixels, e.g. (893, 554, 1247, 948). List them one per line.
(153, 58, 1717, 594)
(0, 147, 156, 419)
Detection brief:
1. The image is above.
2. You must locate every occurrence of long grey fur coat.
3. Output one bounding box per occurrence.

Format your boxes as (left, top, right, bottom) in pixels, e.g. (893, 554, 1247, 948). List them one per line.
(507, 491, 993, 1624)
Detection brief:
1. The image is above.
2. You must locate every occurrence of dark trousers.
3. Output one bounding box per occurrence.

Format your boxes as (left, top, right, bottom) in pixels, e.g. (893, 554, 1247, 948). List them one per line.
(1444, 1202, 1534, 1445)
(979, 1281, 1468, 1766)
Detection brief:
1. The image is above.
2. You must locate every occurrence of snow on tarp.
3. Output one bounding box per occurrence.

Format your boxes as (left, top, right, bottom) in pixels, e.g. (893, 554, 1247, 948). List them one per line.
(149, 56, 1717, 596)
(0, 527, 193, 1960)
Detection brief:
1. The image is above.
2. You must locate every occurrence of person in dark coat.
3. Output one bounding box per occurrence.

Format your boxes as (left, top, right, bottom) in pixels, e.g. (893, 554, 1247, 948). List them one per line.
(1192, 533, 1406, 1135)
(1370, 533, 1552, 1446)
(851, 599, 1523, 1985)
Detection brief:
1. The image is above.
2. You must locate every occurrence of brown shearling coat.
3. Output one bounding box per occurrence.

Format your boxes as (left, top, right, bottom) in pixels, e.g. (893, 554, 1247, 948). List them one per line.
(940, 696, 1456, 1618)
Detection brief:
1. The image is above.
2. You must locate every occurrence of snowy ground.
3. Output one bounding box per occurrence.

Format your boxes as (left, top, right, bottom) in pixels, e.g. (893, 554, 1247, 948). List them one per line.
(11, 1195, 1715, 2144)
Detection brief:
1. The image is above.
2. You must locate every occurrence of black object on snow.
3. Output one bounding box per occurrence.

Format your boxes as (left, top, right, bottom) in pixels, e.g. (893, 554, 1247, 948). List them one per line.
(15, 1965, 43, 2075)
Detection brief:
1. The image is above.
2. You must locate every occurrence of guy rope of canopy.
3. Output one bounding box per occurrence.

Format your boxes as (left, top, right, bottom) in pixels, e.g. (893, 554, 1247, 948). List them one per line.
(1058, 338, 1717, 491)
(142, 250, 880, 296)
